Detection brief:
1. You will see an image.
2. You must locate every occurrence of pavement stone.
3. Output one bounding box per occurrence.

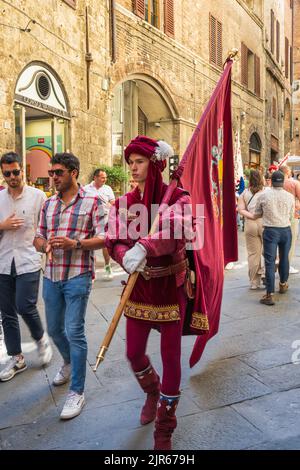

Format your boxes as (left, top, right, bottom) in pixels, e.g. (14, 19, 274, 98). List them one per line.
(1, 232, 300, 449)
(232, 388, 300, 441)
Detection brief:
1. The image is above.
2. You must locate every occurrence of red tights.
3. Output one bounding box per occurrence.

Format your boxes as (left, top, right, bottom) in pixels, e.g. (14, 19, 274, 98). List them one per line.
(126, 288, 186, 396)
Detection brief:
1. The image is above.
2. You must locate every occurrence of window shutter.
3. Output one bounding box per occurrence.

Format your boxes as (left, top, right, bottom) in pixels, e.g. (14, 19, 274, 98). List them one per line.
(209, 15, 222, 68)
(241, 42, 248, 87)
(164, 0, 175, 37)
(63, 0, 76, 7)
(290, 46, 293, 85)
(133, 0, 145, 19)
(285, 37, 289, 78)
(276, 20, 280, 62)
(254, 55, 260, 97)
(271, 10, 274, 54)
(216, 20, 222, 68)
(209, 14, 217, 65)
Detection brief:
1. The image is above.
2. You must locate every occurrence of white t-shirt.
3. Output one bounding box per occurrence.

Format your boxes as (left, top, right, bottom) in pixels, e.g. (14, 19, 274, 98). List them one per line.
(84, 182, 115, 215)
(0, 185, 46, 275)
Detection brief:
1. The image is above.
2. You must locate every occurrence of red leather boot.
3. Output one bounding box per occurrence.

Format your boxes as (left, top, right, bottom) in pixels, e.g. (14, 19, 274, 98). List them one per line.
(154, 393, 180, 450)
(135, 363, 160, 425)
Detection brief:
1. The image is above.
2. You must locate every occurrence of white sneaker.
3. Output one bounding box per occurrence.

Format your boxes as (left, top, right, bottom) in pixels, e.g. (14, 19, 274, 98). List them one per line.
(0, 355, 27, 382)
(53, 363, 71, 386)
(37, 332, 53, 366)
(225, 262, 234, 270)
(289, 266, 299, 274)
(250, 283, 264, 290)
(60, 391, 85, 420)
(103, 264, 113, 281)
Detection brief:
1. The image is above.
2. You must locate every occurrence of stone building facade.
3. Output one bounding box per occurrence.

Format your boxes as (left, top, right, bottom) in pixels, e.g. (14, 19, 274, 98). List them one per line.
(0, 0, 110, 186)
(292, 0, 300, 156)
(263, 0, 293, 164)
(111, 0, 266, 172)
(0, 0, 295, 190)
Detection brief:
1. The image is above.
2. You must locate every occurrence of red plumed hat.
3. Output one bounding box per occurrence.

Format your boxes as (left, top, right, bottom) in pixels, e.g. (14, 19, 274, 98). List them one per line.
(124, 135, 173, 172)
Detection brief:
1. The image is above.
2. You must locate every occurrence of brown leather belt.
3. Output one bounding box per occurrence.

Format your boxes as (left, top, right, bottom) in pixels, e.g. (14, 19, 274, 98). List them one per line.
(141, 259, 188, 280)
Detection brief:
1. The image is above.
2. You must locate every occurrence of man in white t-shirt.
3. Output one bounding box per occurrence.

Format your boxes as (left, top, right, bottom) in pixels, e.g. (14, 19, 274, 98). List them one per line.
(0, 152, 52, 381)
(84, 169, 115, 280)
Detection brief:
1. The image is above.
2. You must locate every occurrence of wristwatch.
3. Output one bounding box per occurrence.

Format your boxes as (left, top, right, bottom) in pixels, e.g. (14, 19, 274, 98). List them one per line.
(75, 239, 82, 249)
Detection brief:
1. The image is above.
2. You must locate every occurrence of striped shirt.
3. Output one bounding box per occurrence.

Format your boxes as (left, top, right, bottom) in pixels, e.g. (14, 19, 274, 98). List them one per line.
(36, 186, 105, 281)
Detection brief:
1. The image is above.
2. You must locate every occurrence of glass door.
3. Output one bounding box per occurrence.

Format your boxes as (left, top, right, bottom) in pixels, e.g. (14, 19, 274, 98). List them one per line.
(14, 104, 26, 180)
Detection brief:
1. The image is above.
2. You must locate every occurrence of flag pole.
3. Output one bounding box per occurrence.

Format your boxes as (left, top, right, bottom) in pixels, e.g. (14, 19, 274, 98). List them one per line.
(93, 52, 236, 371)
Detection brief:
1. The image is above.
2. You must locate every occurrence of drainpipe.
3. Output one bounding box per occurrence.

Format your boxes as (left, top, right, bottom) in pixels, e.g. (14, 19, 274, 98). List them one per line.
(110, 0, 117, 63)
(85, 6, 93, 110)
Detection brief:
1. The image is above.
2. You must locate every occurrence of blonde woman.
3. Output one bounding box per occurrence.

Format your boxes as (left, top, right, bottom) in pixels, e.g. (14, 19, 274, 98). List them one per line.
(238, 170, 264, 289)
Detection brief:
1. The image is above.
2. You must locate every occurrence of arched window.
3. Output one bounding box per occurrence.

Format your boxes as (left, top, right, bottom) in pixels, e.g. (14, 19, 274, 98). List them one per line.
(249, 132, 262, 168)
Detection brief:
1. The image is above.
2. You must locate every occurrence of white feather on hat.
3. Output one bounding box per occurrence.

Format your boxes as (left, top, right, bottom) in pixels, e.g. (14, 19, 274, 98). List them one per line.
(154, 140, 174, 161)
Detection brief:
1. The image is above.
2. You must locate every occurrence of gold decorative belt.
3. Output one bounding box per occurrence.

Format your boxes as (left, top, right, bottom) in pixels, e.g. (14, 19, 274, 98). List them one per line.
(141, 259, 188, 280)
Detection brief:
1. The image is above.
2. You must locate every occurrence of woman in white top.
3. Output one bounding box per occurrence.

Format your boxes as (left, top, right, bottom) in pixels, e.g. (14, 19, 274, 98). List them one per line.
(238, 170, 264, 289)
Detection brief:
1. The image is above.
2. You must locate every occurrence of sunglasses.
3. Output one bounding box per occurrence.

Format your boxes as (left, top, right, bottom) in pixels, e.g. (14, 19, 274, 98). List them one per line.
(3, 169, 21, 177)
(48, 169, 69, 177)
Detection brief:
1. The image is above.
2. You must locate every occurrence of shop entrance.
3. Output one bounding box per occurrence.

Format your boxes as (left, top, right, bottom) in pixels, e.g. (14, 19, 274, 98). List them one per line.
(14, 105, 68, 195)
(14, 62, 70, 195)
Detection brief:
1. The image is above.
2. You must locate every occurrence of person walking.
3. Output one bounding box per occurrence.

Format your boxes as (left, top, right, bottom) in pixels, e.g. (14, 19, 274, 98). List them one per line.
(250, 171, 294, 306)
(84, 169, 115, 280)
(238, 170, 264, 289)
(34, 152, 105, 420)
(0, 152, 52, 382)
(106, 136, 191, 450)
(280, 165, 300, 274)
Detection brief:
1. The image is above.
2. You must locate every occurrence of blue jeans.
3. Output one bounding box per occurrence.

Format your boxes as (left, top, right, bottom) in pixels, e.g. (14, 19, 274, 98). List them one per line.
(263, 227, 292, 294)
(43, 273, 92, 394)
(0, 263, 43, 356)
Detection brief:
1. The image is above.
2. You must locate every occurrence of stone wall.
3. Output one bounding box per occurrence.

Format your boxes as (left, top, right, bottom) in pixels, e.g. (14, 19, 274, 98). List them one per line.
(0, 0, 110, 183)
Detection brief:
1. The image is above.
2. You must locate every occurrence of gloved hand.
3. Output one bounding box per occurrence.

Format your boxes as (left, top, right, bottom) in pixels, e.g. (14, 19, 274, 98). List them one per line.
(123, 243, 147, 274)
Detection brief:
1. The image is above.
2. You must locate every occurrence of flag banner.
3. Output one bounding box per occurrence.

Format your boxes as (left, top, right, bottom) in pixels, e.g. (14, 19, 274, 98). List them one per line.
(179, 60, 238, 367)
(278, 152, 290, 167)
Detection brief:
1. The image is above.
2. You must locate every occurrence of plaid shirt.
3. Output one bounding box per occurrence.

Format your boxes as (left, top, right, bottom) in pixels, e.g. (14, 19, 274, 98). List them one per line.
(36, 186, 105, 281)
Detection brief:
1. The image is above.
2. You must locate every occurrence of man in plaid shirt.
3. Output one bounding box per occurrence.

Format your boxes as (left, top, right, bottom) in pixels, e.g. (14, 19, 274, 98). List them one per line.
(34, 152, 105, 420)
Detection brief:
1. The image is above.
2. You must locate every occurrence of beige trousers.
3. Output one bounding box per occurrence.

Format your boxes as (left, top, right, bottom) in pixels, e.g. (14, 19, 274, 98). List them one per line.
(289, 217, 299, 263)
(245, 218, 263, 286)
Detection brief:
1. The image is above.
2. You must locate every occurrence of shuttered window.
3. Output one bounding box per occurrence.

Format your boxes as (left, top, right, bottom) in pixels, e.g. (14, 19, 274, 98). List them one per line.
(63, 0, 76, 7)
(276, 20, 280, 62)
(254, 55, 260, 97)
(216, 21, 222, 68)
(145, 0, 160, 27)
(271, 10, 274, 54)
(241, 42, 248, 87)
(285, 37, 289, 78)
(133, 0, 145, 19)
(209, 14, 222, 68)
(164, 0, 175, 37)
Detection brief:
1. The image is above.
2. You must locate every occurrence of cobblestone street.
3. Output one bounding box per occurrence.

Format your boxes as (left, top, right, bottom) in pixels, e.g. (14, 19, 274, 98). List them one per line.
(1, 235, 300, 450)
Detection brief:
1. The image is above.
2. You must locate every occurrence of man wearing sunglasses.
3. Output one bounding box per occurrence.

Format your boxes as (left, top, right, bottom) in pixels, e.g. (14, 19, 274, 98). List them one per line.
(0, 152, 53, 383)
(34, 152, 105, 420)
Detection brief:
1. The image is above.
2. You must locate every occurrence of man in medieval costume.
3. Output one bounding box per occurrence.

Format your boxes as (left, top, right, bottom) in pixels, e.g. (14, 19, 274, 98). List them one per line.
(106, 135, 192, 451)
